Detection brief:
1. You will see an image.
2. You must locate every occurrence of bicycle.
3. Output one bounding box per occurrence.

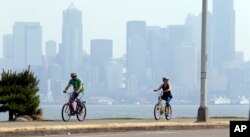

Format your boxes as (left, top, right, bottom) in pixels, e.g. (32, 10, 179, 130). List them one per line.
(61, 92, 86, 122)
(153, 90, 172, 120)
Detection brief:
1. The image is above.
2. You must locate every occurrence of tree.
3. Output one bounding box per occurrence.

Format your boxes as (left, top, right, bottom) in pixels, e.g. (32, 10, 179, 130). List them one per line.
(0, 67, 40, 121)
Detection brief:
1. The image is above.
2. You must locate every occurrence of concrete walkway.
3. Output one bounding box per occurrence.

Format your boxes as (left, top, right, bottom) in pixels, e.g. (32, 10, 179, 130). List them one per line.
(0, 118, 232, 137)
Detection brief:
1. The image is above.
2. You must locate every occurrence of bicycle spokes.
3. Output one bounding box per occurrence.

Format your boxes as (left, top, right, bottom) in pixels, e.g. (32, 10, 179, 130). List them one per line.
(62, 104, 71, 122)
(77, 105, 86, 121)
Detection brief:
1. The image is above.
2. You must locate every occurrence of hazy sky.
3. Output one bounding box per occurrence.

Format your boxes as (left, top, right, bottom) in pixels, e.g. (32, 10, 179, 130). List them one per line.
(1, 0, 250, 60)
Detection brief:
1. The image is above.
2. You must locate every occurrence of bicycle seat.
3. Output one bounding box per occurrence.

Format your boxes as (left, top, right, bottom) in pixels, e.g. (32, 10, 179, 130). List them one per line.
(82, 101, 86, 104)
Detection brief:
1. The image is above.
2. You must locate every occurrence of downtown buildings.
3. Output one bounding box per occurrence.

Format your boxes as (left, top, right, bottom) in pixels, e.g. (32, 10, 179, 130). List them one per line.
(1, 0, 249, 104)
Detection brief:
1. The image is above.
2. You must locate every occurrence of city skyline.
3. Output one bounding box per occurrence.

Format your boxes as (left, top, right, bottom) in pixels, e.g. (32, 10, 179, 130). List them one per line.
(1, 0, 250, 60)
(0, 0, 250, 104)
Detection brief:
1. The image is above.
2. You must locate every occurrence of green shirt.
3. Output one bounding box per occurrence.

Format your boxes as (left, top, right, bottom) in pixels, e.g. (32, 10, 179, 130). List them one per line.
(68, 78, 84, 92)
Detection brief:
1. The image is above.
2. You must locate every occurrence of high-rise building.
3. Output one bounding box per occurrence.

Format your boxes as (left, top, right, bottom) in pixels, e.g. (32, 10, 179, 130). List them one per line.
(185, 13, 213, 89)
(212, 0, 235, 68)
(126, 21, 148, 91)
(174, 42, 197, 87)
(58, 4, 83, 78)
(147, 26, 162, 85)
(90, 39, 113, 94)
(105, 60, 123, 93)
(12, 22, 42, 69)
(46, 40, 57, 57)
(162, 25, 192, 82)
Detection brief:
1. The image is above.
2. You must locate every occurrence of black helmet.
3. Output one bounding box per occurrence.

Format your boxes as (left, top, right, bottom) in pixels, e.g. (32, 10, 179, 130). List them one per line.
(162, 77, 169, 81)
(71, 72, 77, 78)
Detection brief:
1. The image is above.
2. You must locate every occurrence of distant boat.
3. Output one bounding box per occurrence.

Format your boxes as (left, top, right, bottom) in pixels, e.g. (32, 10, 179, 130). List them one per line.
(214, 96, 231, 105)
(239, 96, 249, 105)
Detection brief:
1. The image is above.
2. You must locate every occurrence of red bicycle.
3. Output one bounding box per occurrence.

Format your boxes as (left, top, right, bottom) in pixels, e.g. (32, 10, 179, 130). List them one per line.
(61, 93, 86, 122)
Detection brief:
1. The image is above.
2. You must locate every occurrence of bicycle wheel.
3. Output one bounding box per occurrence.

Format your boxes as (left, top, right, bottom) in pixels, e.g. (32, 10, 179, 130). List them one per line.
(62, 103, 71, 122)
(77, 104, 86, 121)
(165, 105, 172, 120)
(154, 104, 162, 120)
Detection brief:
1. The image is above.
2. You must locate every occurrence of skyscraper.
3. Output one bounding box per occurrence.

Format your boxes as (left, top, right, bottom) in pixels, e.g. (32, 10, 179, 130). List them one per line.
(212, 0, 235, 68)
(147, 26, 162, 86)
(126, 21, 148, 91)
(90, 39, 113, 94)
(46, 40, 57, 57)
(12, 22, 42, 69)
(59, 4, 83, 77)
(162, 25, 192, 82)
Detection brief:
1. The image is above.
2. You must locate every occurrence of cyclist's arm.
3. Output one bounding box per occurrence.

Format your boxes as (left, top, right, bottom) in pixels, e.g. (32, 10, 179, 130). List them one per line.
(64, 84, 70, 92)
(155, 84, 163, 91)
(168, 83, 171, 91)
(82, 83, 84, 90)
(75, 81, 83, 93)
(76, 83, 83, 92)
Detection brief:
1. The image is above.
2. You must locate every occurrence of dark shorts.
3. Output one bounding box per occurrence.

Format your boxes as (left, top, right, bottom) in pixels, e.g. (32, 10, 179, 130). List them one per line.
(161, 92, 172, 99)
(161, 92, 172, 106)
(70, 92, 80, 103)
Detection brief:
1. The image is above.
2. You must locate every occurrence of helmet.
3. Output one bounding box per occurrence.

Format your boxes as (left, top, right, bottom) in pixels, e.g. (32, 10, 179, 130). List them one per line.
(162, 77, 169, 81)
(71, 72, 77, 78)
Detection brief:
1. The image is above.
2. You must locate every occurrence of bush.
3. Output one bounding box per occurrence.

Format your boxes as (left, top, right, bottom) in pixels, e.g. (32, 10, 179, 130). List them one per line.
(0, 67, 41, 121)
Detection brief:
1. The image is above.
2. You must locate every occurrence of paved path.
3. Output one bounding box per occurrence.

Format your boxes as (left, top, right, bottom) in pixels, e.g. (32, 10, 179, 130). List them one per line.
(0, 118, 231, 127)
(35, 129, 229, 137)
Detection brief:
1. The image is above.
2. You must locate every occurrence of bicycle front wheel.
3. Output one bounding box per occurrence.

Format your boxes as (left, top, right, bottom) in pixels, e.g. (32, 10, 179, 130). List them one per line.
(165, 105, 172, 120)
(154, 104, 162, 120)
(62, 103, 71, 122)
(77, 104, 86, 121)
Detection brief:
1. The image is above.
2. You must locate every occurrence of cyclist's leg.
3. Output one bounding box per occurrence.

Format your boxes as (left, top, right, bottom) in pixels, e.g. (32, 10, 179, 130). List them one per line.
(76, 92, 83, 107)
(69, 92, 78, 112)
(165, 97, 171, 107)
(165, 97, 171, 113)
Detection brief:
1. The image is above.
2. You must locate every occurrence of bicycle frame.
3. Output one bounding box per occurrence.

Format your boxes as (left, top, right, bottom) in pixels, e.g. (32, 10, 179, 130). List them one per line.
(65, 92, 82, 113)
(156, 91, 164, 107)
(154, 90, 172, 120)
(62, 92, 87, 122)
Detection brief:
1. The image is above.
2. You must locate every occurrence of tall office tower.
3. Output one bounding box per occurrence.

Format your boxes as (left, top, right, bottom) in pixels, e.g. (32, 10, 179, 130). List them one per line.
(161, 25, 192, 83)
(147, 26, 162, 85)
(59, 4, 83, 77)
(212, 0, 235, 69)
(185, 12, 213, 89)
(105, 60, 123, 93)
(90, 39, 113, 82)
(3, 34, 13, 59)
(126, 21, 148, 93)
(174, 42, 197, 87)
(13, 22, 42, 69)
(46, 40, 57, 57)
(46, 40, 57, 68)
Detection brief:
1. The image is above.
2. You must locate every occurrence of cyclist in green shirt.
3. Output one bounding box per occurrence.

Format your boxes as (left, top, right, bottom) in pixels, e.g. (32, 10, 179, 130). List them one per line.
(63, 72, 84, 114)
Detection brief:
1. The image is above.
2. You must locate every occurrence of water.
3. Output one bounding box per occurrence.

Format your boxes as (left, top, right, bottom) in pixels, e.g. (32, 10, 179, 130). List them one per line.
(0, 104, 249, 121)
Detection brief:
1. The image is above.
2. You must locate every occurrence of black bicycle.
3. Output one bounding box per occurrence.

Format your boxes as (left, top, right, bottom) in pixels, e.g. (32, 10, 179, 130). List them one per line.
(154, 90, 172, 120)
(61, 93, 86, 122)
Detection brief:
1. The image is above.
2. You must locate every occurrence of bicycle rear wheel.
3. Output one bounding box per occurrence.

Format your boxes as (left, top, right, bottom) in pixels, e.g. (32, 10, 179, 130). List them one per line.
(154, 104, 162, 120)
(62, 103, 71, 122)
(77, 104, 86, 121)
(165, 105, 172, 120)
